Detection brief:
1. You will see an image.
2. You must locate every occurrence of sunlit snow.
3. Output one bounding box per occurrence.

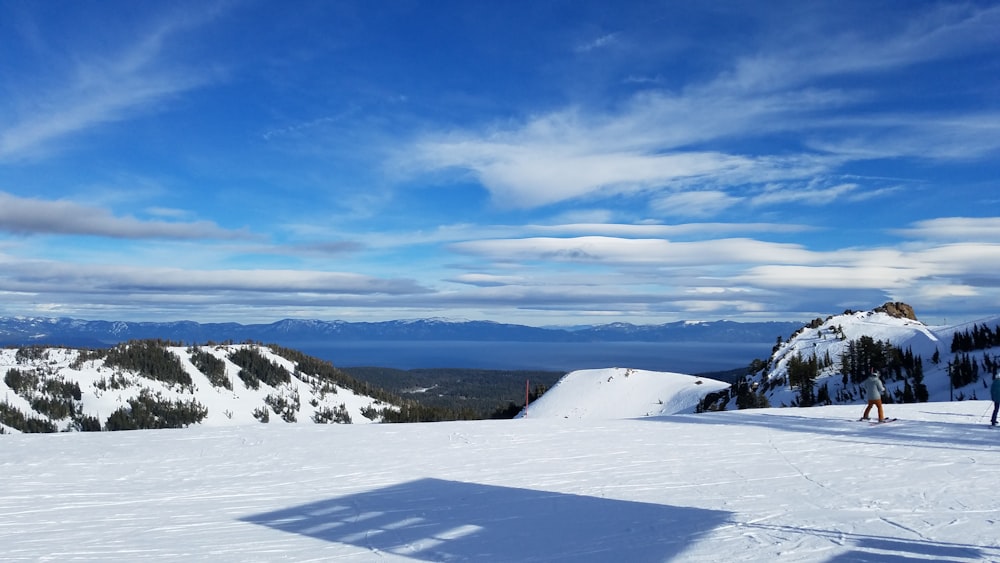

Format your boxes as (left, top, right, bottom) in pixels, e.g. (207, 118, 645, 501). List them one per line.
(3, 398, 998, 561)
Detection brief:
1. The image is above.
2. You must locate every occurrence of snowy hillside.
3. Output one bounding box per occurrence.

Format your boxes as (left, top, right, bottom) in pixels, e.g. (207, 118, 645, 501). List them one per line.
(522, 367, 728, 419)
(711, 303, 1000, 411)
(3, 401, 998, 561)
(0, 342, 397, 433)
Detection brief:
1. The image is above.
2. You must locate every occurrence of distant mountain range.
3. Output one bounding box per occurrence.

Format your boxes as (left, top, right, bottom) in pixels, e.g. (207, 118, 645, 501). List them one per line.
(0, 316, 804, 347)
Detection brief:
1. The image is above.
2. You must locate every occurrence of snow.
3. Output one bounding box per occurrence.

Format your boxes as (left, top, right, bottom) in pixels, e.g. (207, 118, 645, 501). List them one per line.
(3, 312, 1000, 561)
(523, 367, 728, 419)
(4, 401, 999, 560)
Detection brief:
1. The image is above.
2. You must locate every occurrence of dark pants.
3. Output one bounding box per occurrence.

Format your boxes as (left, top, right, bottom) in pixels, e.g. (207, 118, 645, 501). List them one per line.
(992, 401, 999, 425)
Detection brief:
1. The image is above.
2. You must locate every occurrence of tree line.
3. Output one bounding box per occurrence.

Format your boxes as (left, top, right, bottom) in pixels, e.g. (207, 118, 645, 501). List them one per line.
(707, 335, 933, 411)
(950, 323, 1000, 353)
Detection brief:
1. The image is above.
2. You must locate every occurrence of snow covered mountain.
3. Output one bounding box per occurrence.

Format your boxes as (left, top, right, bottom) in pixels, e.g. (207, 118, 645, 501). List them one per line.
(705, 302, 1000, 411)
(522, 368, 729, 419)
(0, 342, 399, 433)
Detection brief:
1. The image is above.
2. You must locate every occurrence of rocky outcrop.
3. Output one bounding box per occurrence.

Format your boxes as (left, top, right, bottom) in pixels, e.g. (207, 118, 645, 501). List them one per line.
(874, 301, 917, 321)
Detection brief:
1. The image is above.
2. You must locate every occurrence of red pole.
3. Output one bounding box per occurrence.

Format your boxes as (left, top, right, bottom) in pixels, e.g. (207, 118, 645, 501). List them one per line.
(525, 379, 530, 418)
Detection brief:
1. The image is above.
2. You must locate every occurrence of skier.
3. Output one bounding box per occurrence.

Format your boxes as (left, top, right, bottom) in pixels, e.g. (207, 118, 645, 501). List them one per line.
(991, 374, 1000, 426)
(861, 369, 887, 422)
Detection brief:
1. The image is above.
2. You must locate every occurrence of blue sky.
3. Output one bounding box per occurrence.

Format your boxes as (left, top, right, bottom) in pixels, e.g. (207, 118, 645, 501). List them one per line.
(1, 1, 999, 326)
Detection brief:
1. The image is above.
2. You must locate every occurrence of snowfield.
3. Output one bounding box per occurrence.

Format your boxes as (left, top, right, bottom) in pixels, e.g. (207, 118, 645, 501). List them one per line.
(3, 400, 998, 562)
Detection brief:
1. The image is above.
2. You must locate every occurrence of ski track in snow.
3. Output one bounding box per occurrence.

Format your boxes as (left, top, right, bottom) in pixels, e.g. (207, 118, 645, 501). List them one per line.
(3, 401, 999, 562)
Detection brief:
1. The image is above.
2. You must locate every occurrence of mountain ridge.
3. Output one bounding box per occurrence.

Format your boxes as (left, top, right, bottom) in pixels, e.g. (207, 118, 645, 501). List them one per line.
(0, 315, 804, 346)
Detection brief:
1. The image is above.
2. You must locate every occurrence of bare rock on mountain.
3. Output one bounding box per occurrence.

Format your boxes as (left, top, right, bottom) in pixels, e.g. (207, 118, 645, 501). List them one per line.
(874, 301, 918, 321)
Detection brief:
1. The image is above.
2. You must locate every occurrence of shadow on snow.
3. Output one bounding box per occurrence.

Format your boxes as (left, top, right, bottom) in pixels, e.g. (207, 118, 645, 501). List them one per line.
(658, 411, 997, 452)
(240, 477, 730, 562)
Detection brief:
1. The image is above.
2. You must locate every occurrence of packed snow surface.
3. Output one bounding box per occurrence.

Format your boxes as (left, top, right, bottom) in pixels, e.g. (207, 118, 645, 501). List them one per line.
(3, 401, 999, 562)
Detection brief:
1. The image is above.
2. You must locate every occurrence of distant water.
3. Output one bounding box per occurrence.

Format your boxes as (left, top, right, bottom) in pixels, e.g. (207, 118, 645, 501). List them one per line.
(293, 340, 771, 374)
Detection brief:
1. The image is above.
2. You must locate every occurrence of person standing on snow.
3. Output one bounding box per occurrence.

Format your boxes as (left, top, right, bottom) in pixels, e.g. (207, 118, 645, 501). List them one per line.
(990, 374, 1000, 426)
(861, 370, 887, 422)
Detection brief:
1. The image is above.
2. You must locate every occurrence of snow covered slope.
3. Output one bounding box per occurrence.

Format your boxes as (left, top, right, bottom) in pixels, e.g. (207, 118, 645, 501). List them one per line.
(0, 343, 396, 432)
(2, 401, 997, 562)
(522, 367, 728, 419)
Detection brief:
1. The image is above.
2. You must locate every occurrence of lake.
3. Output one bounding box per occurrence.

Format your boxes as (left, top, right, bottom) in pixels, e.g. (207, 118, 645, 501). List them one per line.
(293, 340, 771, 374)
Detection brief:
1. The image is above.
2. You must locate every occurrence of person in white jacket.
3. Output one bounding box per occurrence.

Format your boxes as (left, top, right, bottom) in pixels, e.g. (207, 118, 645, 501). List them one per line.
(861, 370, 887, 422)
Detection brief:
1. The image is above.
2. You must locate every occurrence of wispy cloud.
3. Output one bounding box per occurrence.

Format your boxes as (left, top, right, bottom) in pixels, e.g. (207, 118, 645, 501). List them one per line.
(749, 183, 860, 207)
(806, 113, 1000, 161)
(652, 191, 743, 218)
(711, 3, 1000, 94)
(575, 32, 619, 53)
(0, 5, 226, 161)
(0, 192, 248, 240)
(407, 115, 839, 208)
(400, 85, 845, 210)
(400, 3, 1000, 215)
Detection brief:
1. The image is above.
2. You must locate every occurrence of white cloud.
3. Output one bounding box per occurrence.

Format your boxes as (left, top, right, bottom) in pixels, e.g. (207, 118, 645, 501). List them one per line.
(735, 241, 1000, 292)
(737, 265, 916, 290)
(409, 127, 830, 210)
(916, 243, 1000, 275)
(403, 86, 834, 211)
(894, 217, 1000, 243)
